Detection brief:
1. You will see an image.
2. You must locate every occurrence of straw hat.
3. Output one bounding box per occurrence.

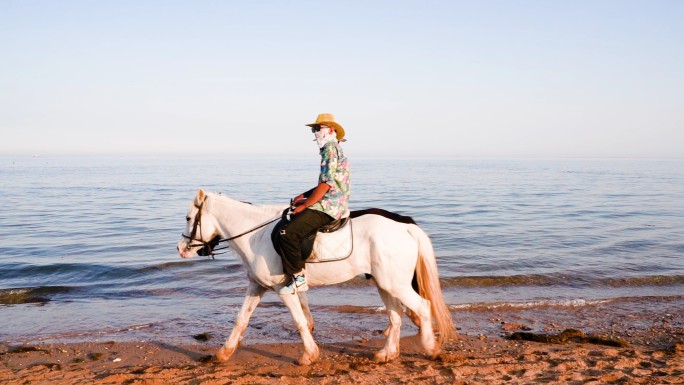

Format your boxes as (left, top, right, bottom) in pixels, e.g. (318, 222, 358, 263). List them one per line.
(306, 113, 346, 141)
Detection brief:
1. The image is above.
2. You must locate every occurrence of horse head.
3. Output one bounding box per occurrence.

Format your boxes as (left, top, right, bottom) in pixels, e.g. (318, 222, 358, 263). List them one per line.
(177, 189, 221, 258)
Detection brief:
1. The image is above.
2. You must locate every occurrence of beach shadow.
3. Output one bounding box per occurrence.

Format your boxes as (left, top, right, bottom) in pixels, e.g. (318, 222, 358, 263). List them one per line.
(150, 341, 299, 365)
(320, 340, 379, 360)
(318, 335, 435, 360)
(237, 345, 297, 364)
(151, 342, 211, 362)
(143, 336, 423, 367)
(230, 340, 379, 365)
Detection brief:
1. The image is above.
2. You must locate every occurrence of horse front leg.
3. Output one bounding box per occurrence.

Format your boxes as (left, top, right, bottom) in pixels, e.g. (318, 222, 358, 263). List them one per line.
(215, 280, 267, 362)
(279, 292, 320, 365)
(297, 291, 315, 333)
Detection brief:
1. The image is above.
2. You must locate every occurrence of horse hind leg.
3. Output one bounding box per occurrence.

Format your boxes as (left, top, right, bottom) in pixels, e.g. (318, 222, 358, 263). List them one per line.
(378, 308, 420, 337)
(298, 291, 315, 333)
(406, 308, 422, 330)
(374, 288, 402, 362)
(407, 273, 423, 330)
(374, 278, 420, 337)
(395, 287, 439, 359)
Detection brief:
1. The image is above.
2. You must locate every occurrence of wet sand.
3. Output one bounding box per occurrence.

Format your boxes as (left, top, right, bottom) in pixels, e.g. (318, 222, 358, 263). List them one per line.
(3, 314, 683, 385)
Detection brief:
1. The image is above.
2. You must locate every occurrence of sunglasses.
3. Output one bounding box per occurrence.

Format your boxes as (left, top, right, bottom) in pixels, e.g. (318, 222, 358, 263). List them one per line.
(310, 125, 328, 133)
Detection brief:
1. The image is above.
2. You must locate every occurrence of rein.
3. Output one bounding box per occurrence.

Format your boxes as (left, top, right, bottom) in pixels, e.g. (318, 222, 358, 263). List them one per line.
(181, 200, 280, 258)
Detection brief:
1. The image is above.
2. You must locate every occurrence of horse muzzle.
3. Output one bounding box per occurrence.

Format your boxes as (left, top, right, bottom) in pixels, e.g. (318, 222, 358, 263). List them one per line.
(177, 239, 195, 258)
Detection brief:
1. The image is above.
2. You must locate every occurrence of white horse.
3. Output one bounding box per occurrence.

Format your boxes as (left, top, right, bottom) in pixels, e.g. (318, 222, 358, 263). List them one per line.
(176, 189, 455, 365)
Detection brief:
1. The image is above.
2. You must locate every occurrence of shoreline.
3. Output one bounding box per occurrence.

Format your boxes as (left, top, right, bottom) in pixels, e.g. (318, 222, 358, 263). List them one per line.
(3, 294, 684, 384)
(3, 317, 683, 385)
(5, 293, 684, 347)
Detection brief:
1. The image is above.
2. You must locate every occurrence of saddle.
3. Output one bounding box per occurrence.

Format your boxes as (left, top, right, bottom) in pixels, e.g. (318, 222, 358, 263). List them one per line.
(271, 214, 353, 263)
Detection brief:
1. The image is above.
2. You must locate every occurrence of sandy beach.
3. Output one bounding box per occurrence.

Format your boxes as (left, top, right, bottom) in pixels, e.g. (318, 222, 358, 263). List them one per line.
(3, 313, 683, 385)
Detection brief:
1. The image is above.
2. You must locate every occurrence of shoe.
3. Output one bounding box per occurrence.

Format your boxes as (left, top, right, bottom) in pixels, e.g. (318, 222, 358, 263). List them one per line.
(278, 275, 308, 295)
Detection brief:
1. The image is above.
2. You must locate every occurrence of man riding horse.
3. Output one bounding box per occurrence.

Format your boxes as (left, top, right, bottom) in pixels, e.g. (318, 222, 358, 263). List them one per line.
(274, 113, 351, 295)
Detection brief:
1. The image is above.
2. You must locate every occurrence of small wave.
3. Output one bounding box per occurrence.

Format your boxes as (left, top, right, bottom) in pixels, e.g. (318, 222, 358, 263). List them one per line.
(136, 258, 243, 274)
(451, 298, 613, 311)
(0, 262, 139, 284)
(440, 274, 684, 288)
(441, 275, 558, 287)
(21, 323, 156, 343)
(316, 304, 385, 315)
(315, 298, 616, 315)
(601, 276, 684, 287)
(139, 259, 203, 273)
(450, 294, 684, 312)
(0, 259, 235, 284)
(285, 294, 684, 317)
(0, 259, 219, 286)
(0, 286, 74, 305)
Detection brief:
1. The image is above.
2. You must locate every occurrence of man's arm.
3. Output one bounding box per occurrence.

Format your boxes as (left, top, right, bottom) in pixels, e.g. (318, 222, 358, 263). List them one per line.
(292, 182, 330, 215)
(292, 187, 315, 206)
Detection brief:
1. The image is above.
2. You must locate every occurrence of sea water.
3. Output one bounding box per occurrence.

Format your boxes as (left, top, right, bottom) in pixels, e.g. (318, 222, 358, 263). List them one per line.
(1, 155, 683, 344)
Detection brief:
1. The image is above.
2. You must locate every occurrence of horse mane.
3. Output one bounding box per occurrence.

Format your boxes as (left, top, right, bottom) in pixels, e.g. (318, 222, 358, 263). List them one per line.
(206, 192, 283, 217)
(350, 208, 417, 225)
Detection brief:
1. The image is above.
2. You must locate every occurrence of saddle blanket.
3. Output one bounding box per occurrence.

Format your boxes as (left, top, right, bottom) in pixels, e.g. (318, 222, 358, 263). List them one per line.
(305, 217, 353, 263)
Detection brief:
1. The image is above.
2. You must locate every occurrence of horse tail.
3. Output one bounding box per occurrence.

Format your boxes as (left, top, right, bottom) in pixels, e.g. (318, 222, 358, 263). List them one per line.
(407, 225, 456, 347)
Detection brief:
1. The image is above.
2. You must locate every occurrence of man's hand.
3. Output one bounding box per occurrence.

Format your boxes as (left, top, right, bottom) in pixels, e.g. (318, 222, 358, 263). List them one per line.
(292, 195, 307, 206)
(290, 182, 330, 216)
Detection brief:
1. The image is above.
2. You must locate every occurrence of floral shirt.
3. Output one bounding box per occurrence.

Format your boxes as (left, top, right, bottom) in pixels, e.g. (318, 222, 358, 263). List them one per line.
(310, 141, 350, 219)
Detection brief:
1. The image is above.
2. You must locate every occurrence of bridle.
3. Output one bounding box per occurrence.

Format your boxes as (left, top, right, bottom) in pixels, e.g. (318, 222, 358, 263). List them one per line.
(181, 199, 280, 258)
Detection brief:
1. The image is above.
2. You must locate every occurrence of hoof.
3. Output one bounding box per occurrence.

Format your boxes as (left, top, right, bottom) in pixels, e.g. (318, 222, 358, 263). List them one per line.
(374, 350, 388, 363)
(428, 347, 442, 360)
(296, 354, 316, 366)
(214, 346, 234, 362)
(296, 346, 320, 366)
(373, 349, 399, 363)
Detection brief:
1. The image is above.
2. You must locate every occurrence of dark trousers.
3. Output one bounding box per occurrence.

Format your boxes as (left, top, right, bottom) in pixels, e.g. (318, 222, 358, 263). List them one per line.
(276, 209, 333, 276)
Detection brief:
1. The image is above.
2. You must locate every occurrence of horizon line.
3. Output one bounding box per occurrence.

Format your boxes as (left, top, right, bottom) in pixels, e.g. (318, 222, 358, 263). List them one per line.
(2, 153, 683, 161)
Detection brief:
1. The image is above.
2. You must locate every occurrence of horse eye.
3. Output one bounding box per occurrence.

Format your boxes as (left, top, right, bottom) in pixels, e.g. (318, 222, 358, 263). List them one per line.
(186, 216, 191, 222)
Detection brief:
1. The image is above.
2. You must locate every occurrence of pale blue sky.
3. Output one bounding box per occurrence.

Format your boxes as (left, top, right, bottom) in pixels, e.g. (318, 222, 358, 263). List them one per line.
(1, 1, 682, 158)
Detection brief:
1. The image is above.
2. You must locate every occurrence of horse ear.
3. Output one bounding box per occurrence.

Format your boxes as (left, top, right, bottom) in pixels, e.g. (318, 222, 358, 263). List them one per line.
(196, 188, 206, 205)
